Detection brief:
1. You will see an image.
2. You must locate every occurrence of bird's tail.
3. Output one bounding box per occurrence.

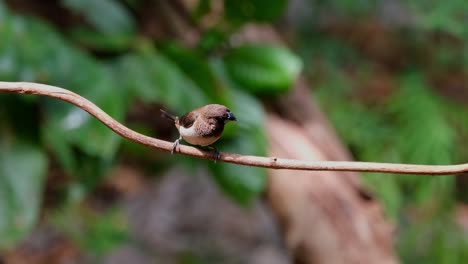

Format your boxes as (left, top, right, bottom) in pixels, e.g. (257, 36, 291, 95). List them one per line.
(160, 109, 177, 122)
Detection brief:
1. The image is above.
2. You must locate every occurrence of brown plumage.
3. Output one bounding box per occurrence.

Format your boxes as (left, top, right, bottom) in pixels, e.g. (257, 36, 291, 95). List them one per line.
(160, 104, 237, 158)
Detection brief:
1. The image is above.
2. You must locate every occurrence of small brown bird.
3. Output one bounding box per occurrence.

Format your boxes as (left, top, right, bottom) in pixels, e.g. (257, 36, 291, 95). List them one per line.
(160, 104, 237, 159)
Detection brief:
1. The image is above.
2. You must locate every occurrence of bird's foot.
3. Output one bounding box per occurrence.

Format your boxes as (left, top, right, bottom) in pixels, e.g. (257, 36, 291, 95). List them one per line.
(171, 139, 180, 154)
(206, 146, 221, 162)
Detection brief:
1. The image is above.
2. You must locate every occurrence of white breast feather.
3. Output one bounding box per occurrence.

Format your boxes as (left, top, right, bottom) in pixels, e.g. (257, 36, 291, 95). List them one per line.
(179, 125, 197, 137)
(179, 126, 218, 146)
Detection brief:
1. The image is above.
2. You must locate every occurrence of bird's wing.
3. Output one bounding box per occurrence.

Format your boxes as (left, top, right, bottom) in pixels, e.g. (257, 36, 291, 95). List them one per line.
(178, 111, 198, 128)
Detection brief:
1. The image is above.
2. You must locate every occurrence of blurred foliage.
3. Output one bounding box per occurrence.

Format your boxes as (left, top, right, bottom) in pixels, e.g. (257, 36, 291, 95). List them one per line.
(224, 0, 287, 24)
(0, 140, 47, 248)
(301, 0, 468, 263)
(1, 0, 467, 263)
(0, 0, 300, 254)
(224, 44, 302, 93)
(52, 204, 129, 256)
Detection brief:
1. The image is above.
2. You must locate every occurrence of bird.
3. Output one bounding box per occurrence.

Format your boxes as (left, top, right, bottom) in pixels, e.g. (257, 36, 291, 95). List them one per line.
(160, 104, 237, 160)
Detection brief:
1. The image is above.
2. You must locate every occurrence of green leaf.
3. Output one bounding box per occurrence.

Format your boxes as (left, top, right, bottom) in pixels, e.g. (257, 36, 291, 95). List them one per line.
(69, 27, 134, 51)
(52, 205, 129, 256)
(62, 0, 135, 35)
(390, 73, 455, 166)
(0, 141, 47, 249)
(207, 59, 267, 204)
(116, 48, 209, 112)
(388, 73, 456, 203)
(197, 29, 227, 53)
(0, 14, 129, 168)
(314, 0, 378, 17)
(7, 15, 129, 160)
(224, 44, 302, 94)
(42, 64, 126, 160)
(42, 122, 77, 174)
(161, 42, 218, 98)
(0, 0, 8, 22)
(209, 129, 266, 204)
(210, 160, 266, 205)
(194, 0, 211, 19)
(224, 0, 287, 24)
(409, 0, 468, 38)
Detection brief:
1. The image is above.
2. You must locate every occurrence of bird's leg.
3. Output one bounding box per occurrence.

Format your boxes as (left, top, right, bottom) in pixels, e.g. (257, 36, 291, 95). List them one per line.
(206, 145, 221, 162)
(171, 136, 182, 154)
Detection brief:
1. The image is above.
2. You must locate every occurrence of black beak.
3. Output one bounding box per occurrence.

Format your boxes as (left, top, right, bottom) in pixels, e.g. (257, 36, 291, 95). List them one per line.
(227, 112, 237, 121)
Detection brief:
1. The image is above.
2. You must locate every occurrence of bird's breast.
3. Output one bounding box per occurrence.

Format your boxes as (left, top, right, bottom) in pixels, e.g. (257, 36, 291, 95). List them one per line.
(178, 125, 220, 146)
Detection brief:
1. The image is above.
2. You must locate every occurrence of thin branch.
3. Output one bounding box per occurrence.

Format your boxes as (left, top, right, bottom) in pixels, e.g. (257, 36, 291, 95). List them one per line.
(1, 81, 467, 175)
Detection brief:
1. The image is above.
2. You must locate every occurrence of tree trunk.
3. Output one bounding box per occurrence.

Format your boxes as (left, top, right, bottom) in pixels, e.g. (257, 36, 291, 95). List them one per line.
(267, 78, 397, 264)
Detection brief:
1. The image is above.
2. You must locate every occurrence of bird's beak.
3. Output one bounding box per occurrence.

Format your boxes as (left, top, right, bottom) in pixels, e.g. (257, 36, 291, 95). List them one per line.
(227, 112, 237, 121)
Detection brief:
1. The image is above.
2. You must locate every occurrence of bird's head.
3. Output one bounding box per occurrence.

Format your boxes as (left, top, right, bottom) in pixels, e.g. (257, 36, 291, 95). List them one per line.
(203, 104, 237, 124)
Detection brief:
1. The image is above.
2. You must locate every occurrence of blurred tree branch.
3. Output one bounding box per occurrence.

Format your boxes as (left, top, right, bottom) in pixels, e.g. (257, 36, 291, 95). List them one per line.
(1, 81, 467, 176)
